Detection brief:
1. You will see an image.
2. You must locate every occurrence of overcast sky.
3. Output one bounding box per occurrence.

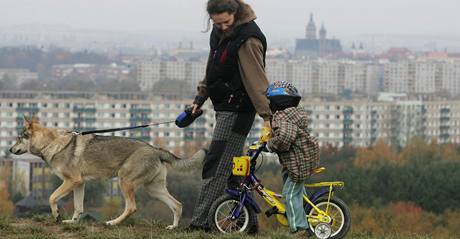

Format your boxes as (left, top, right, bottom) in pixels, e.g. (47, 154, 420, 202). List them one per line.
(0, 0, 458, 39)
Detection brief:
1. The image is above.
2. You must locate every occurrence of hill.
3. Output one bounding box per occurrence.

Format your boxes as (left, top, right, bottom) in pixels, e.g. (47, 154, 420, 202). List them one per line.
(0, 216, 441, 239)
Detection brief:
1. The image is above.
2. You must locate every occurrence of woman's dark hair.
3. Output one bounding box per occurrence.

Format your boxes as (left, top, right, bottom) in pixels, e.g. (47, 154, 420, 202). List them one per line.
(207, 0, 240, 15)
(203, 0, 243, 32)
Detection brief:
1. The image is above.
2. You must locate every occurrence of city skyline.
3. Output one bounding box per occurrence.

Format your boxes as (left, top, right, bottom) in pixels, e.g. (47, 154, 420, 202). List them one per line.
(0, 0, 459, 52)
(0, 0, 458, 37)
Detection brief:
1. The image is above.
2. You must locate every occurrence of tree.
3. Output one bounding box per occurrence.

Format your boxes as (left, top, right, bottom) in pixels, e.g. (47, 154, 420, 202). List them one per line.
(400, 137, 441, 164)
(354, 139, 401, 169)
(57, 77, 96, 91)
(388, 201, 435, 235)
(0, 74, 17, 90)
(117, 79, 140, 92)
(440, 143, 460, 161)
(20, 80, 45, 91)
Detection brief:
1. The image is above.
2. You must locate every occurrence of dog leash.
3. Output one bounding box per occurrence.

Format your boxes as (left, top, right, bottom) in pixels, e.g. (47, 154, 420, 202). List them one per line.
(73, 120, 176, 135)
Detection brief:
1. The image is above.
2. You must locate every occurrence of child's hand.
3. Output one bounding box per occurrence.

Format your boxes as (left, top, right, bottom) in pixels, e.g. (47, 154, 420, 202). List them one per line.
(259, 126, 272, 143)
(263, 120, 271, 129)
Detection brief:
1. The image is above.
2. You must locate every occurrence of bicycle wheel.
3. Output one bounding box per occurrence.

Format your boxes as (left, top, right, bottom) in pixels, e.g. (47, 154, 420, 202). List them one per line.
(306, 196, 351, 239)
(208, 194, 257, 233)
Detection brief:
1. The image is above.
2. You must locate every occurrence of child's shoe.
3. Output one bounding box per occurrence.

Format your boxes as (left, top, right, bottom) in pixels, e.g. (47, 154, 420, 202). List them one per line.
(291, 229, 314, 238)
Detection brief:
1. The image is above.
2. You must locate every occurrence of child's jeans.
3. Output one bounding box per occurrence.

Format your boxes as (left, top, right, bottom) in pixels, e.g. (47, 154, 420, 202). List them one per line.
(282, 171, 309, 232)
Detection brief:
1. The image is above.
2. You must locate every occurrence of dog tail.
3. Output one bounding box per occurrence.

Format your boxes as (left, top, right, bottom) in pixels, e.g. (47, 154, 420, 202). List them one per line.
(159, 148, 207, 171)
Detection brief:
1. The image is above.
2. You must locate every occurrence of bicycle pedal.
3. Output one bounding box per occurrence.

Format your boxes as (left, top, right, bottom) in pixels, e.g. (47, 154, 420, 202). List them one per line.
(265, 206, 279, 217)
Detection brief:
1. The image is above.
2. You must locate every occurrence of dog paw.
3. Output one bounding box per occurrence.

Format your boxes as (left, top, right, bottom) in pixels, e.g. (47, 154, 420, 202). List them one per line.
(54, 214, 62, 223)
(62, 219, 77, 224)
(166, 225, 177, 230)
(105, 220, 117, 226)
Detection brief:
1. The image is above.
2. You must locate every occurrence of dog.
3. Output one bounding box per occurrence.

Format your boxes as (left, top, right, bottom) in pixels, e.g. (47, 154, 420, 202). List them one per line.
(9, 116, 206, 228)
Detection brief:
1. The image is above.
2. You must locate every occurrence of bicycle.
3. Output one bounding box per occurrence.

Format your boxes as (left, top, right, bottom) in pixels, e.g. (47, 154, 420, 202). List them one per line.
(208, 131, 351, 239)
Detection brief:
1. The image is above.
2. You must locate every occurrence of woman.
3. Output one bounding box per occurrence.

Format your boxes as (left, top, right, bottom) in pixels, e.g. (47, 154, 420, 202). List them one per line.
(189, 0, 271, 232)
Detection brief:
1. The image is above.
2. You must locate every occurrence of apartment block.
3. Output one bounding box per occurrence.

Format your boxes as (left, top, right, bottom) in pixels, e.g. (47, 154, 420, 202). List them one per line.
(51, 64, 131, 81)
(0, 155, 52, 200)
(2, 91, 460, 156)
(266, 59, 380, 96)
(136, 59, 206, 92)
(384, 59, 460, 95)
(303, 98, 460, 147)
(0, 91, 266, 158)
(440, 60, 460, 96)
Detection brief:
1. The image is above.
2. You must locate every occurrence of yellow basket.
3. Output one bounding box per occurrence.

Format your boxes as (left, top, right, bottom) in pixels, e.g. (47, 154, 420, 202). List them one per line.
(232, 156, 251, 176)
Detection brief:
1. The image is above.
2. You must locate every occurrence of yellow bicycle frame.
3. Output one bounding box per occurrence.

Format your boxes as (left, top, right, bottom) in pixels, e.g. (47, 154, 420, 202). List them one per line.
(256, 187, 289, 225)
(256, 167, 345, 226)
(303, 181, 345, 224)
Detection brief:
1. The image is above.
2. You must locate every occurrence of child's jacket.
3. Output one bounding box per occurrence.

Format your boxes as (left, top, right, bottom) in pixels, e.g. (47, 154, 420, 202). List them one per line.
(267, 106, 320, 182)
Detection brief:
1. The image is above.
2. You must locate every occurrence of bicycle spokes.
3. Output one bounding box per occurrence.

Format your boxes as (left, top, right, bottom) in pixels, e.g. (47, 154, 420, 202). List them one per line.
(214, 199, 249, 233)
(308, 201, 345, 237)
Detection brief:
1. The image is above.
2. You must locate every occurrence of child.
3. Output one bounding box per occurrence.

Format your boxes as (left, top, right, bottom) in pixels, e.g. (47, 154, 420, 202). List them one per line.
(265, 81, 320, 235)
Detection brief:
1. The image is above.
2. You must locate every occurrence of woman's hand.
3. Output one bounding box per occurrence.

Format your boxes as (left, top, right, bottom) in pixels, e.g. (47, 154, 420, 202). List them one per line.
(191, 104, 200, 115)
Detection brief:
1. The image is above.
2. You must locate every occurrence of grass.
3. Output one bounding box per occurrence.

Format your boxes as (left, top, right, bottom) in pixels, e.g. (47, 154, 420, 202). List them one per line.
(0, 216, 452, 239)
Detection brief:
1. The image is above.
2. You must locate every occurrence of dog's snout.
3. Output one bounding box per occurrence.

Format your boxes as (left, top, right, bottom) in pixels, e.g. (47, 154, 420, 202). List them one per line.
(9, 147, 13, 153)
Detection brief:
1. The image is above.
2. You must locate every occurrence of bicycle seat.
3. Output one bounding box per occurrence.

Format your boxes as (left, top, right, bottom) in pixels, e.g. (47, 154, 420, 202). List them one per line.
(311, 167, 326, 175)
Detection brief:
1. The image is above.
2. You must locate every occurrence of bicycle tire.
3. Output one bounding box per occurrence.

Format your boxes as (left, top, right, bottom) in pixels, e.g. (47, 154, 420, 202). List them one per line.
(305, 196, 351, 239)
(208, 194, 258, 234)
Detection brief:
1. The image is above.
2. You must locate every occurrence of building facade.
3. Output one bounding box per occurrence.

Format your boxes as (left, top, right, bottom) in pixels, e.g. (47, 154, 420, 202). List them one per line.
(295, 14, 342, 57)
(384, 59, 460, 96)
(136, 59, 206, 93)
(266, 59, 380, 97)
(2, 91, 460, 155)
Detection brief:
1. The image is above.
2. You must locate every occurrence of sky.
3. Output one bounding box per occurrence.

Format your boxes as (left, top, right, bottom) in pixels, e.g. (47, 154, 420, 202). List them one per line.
(0, 0, 458, 39)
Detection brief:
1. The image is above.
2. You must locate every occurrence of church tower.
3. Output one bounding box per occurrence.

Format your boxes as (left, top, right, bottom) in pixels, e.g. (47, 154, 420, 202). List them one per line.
(319, 23, 327, 40)
(306, 13, 317, 39)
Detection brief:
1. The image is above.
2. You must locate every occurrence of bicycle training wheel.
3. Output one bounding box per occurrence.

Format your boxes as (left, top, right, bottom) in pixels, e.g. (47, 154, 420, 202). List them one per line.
(306, 196, 351, 239)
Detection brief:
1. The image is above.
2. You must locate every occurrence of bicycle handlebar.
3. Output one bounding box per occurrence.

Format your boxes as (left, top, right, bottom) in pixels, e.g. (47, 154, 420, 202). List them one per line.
(249, 142, 266, 173)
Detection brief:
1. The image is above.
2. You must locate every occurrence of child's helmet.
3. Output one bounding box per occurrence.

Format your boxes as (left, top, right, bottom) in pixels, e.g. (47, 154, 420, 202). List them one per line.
(266, 81, 301, 111)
